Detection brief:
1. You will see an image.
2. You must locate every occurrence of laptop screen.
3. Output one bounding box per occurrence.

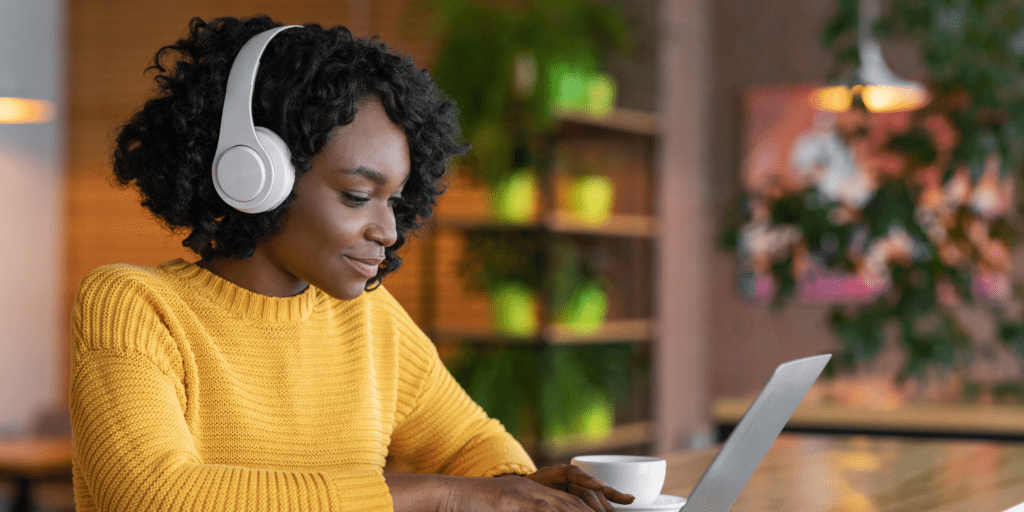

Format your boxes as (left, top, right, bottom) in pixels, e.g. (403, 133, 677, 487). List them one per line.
(680, 354, 831, 512)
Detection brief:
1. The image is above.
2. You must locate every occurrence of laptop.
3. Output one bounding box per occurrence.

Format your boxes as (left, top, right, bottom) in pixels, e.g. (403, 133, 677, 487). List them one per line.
(678, 353, 831, 511)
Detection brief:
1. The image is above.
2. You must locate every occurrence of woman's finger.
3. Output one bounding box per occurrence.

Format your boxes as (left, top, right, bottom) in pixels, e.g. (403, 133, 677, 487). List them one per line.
(527, 464, 577, 491)
(570, 484, 615, 512)
(594, 486, 616, 512)
(550, 487, 596, 512)
(564, 465, 634, 504)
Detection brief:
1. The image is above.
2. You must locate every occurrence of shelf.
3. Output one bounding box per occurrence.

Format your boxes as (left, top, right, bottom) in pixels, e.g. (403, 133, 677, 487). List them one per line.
(545, 211, 657, 238)
(433, 211, 540, 230)
(434, 210, 658, 239)
(553, 107, 659, 137)
(520, 421, 654, 459)
(432, 319, 656, 345)
(545, 319, 656, 344)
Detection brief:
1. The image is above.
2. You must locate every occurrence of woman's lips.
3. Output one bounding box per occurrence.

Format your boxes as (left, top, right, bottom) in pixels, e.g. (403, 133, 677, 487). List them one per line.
(345, 255, 382, 278)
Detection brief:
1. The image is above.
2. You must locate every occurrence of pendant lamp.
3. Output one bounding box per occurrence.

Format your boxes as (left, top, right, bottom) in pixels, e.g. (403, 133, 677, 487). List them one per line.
(814, 0, 929, 113)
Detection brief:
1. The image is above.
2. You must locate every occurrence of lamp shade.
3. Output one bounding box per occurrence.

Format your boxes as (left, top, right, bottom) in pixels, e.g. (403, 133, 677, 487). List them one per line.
(814, 0, 928, 113)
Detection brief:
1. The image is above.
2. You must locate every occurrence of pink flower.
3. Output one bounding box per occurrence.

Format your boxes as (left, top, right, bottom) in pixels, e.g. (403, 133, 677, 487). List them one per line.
(829, 204, 859, 225)
(973, 268, 1011, 301)
(869, 111, 912, 145)
(870, 153, 905, 177)
(935, 279, 960, 307)
(969, 156, 1007, 218)
(939, 241, 969, 267)
(924, 115, 959, 152)
(981, 239, 1011, 271)
(916, 182, 944, 211)
(916, 165, 942, 189)
(966, 218, 989, 245)
(944, 167, 971, 207)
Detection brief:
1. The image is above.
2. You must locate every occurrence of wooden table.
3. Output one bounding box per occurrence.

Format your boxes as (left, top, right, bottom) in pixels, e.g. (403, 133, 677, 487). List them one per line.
(714, 397, 1024, 441)
(0, 437, 73, 512)
(662, 434, 1024, 512)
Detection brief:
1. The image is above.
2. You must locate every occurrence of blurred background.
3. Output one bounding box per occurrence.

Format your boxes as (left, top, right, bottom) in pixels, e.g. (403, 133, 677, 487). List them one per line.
(4, 0, 1024, 509)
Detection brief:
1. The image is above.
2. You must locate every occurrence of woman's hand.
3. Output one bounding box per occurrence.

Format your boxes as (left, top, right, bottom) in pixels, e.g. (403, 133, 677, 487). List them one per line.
(523, 464, 635, 512)
(387, 465, 634, 512)
(436, 465, 633, 512)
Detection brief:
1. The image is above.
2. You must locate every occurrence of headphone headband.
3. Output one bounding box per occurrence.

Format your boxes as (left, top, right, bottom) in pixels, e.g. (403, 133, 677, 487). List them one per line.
(214, 25, 300, 160)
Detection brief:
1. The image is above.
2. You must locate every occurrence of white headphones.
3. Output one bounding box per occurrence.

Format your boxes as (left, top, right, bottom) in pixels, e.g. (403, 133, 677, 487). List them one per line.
(212, 25, 302, 213)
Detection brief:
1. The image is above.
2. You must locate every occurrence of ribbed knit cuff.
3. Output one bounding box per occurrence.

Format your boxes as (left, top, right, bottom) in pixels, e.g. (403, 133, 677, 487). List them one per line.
(329, 470, 393, 512)
(482, 462, 536, 478)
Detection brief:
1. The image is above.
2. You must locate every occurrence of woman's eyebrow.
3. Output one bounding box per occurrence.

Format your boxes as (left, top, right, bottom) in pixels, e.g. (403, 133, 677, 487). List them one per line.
(341, 166, 387, 186)
(340, 166, 410, 188)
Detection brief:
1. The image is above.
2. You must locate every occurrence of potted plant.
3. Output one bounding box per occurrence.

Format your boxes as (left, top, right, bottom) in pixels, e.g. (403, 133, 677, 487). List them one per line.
(448, 342, 638, 449)
(428, 0, 630, 195)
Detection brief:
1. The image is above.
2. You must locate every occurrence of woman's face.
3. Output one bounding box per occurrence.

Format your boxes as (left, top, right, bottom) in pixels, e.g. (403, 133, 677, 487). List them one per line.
(255, 97, 410, 300)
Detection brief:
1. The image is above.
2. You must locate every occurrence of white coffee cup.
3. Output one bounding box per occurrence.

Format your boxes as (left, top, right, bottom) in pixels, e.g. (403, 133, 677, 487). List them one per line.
(570, 454, 666, 507)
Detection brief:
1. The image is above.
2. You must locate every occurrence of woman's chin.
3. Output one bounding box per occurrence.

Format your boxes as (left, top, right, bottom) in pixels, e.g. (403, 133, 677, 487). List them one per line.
(323, 280, 369, 301)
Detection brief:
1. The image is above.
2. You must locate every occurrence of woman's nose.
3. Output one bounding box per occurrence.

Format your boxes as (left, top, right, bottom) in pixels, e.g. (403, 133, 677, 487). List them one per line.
(366, 205, 398, 247)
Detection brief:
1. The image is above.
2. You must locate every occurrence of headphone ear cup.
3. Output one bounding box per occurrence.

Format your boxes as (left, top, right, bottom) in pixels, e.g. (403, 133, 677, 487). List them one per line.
(254, 126, 296, 212)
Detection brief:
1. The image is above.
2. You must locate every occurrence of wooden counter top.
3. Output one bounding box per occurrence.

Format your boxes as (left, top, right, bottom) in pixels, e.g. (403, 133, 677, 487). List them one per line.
(0, 437, 72, 478)
(714, 396, 1024, 440)
(0, 437, 73, 512)
(662, 434, 1024, 512)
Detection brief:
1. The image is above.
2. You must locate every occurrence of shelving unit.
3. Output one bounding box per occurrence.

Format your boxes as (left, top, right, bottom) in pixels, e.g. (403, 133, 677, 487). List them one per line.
(421, 106, 660, 463)
(436, 211, 658, 239)
(551, 107, 659, 136)
(432, 319, 656, 345)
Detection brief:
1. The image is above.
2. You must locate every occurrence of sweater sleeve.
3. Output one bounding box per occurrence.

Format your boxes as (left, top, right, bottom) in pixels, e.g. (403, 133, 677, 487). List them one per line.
(380, 289, 536, 478)
(70, 267, 392, 512)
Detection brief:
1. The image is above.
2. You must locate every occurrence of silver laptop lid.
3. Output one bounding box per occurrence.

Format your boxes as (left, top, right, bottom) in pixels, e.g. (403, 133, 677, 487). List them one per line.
(680, 354, 831, 512)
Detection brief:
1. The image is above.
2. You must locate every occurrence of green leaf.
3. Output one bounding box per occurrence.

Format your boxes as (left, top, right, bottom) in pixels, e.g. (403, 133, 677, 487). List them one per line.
(887, 129, 938, 166)
(861, 179, 918, 239)
(821, 0, 859, 49)
(830, 307, 887, 367)
(770, 255, 797, 308)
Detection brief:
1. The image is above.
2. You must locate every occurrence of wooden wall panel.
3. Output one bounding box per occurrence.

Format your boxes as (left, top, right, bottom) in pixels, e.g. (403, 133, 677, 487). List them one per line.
(384, 236, 425, 325)
(432, 228, 493, 333)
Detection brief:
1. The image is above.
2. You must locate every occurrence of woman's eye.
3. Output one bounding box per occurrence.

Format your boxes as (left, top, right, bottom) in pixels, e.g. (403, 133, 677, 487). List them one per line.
(341, 192, 369, 206)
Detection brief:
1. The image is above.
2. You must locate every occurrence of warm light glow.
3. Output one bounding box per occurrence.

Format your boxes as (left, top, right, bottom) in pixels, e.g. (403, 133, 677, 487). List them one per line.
(813, 84, 928, 114)
(860, 85, 929, 113)
(839, 492, 877, 512)
(836, 451, 881, 472)
(813, 86, 853, 112)
(0, 97, 55, 124)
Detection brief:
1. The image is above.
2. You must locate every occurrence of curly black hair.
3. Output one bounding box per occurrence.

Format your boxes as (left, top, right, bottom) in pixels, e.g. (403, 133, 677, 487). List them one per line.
(113, 15, 467, 290)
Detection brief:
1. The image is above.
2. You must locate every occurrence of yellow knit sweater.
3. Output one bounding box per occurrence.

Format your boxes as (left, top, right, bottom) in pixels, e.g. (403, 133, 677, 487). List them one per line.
(70, 259, 535, 512)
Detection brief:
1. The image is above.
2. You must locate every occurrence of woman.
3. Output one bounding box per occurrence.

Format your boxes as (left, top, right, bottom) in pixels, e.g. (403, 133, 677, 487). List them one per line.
(69, 15, 634, 512)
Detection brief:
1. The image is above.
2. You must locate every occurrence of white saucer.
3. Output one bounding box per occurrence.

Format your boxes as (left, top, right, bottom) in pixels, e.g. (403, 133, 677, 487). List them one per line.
(614, 494, 687, 512)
